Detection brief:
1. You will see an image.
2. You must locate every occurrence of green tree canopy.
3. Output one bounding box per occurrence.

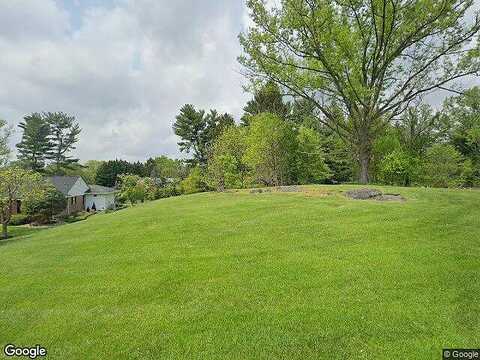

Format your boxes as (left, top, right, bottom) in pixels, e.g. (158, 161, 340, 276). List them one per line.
(173, 104, 234, 167)
(442, 87, 480, 164)
(421, 144, 463, 187)
(95, 160, 145, 187)
(0, 167, 45, 239)
(45, 112, 81, 171)
(296, 126, 331, 184)
(241, 81, 291, 125)
(16, 113, 52, 171)
(243, 113, 297, 186)
(0, 119, 12, 167)
(240, 0, 480, 183)
(207, 126, 248, 191)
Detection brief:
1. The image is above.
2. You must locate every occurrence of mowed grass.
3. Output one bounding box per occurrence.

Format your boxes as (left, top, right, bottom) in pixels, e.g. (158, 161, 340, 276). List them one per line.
(1, 185, 479, 359)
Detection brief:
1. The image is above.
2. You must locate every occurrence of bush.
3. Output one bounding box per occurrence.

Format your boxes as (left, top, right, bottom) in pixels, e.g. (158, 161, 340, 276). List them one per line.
(117, 174, 146, 205)
(379, 150, 418, 186)
(181, 167, 206, 194)
(9, 214, 30, 226)
(421, 144, 463, 188)
(461, 159, 480, 187)
(22, 186, 67, 223)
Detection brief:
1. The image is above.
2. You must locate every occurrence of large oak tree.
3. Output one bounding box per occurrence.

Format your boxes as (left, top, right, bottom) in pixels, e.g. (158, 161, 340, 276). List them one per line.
(239, 0, 480, 183)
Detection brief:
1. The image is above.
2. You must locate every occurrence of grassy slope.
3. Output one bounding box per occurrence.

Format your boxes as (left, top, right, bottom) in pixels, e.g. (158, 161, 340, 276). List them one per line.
(1, 185, 479, 360)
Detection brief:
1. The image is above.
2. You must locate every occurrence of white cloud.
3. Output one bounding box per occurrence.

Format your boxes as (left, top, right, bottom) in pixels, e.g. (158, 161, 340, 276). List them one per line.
(0, 0, 250, 161)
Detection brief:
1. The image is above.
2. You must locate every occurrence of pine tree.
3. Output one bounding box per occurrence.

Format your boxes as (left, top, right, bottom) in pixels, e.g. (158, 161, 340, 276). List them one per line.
(16, 113, 52, 171)
(45, 112, 81, 171)
(241, 81, 290, 126)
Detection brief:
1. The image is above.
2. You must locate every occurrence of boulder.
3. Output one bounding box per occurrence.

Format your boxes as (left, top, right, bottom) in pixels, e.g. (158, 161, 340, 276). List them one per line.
(345, 188, 383, 200)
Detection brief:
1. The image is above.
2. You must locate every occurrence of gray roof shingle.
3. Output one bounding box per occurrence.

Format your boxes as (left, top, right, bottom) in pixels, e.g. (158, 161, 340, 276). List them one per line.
(87, 185, 116, 194)
(48, 176, 81, 196)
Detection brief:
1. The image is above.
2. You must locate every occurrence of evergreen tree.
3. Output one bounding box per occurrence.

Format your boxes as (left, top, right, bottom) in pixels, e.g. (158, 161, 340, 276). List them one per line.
(95, 159, 146, 187)
(241, 81, 290, 125)
(173, 104, 235, 167)
(16, 113, 52, 171)
(45, 112, 81, 171)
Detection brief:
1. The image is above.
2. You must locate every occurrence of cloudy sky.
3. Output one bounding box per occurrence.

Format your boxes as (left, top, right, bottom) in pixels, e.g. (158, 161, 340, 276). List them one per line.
(1, 0, 478, 163)
(0, 0, 253, 162)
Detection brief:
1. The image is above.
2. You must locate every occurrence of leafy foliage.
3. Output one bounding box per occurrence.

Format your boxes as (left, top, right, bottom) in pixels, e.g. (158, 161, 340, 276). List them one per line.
(95, 160, 145, 187)
(296, 126, 331, 184)
(421, 144, 464, 188)
(241, 81, 290, 125)
(243, 113, 297, 186)
(240, 0, 480, 183)
(23, 186, 67, 224)
(207, 126, 248, 191)
(0, 119, 11, 167)
(118, 174, 147, 205)
(0, 167, 46, 238)
(379, 150, 418, 186)
(181, 166, 206, 194)
(173, 105, 234, 167)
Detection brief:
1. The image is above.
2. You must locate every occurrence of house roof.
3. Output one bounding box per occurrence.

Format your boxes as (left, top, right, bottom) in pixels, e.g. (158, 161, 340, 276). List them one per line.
(48, 176, 82, 196)
(87, 185, 117, 194)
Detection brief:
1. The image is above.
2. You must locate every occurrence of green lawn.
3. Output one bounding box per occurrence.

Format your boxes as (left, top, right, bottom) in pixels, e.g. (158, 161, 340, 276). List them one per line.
(1, 185, 479, 359)
(5, 225, 45, 240)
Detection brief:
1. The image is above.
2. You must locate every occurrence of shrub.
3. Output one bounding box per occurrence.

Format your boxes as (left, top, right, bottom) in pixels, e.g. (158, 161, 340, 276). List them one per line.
(22, 186, 67, 224)
(421, 144, 463, 188)
(459, 158, 480, 187)
(296, 126, 331, 184)
(117, 174, 146, 205)
(9, 214, 30, 226)
(181, 167, 206, 194)
(206, 126, 248, 191)
(379, 150, 418, 186)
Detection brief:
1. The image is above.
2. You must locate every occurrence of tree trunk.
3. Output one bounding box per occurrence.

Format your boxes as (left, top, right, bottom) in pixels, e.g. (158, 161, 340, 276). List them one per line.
(2, 222, 7, 240)
(358, 147, 371, 184)
(217, 176, 225, 192)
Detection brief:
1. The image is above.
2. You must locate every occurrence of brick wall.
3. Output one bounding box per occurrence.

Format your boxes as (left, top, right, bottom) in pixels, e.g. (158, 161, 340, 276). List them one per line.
(66, 195, 85, 215)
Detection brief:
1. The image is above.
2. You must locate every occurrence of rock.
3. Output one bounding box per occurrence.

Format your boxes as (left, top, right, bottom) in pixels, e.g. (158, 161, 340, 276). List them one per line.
(345, 188, 383, 200)
(277, 185, 300, 193)
(345, 188, 406, 201)
(376, 194, 406, 201)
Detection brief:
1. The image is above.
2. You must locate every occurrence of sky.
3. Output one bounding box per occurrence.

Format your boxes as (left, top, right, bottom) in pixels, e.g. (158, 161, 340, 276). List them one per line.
(0, 0, 478, 163)
(0, 0, 253, 162)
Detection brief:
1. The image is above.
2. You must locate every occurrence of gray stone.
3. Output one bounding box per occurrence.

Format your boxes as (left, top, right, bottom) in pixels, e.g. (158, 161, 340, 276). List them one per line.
(345, 188, 383, 200)
(277, 185, 300, 193)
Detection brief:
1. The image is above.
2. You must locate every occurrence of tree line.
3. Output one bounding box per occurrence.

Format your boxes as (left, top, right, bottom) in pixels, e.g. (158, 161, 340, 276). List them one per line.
(173, 82, 480, 192)
(239, 0, 480, 184)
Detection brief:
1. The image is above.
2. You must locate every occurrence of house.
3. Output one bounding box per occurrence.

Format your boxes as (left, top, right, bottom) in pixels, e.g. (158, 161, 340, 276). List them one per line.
(84, 185, 117, 212)
(48, 176, 117, 214)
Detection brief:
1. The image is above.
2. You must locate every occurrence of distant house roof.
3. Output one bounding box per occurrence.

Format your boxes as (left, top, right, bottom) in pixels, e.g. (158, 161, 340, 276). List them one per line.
(48, 176, 82, 196)
(87, 185, 117, 194)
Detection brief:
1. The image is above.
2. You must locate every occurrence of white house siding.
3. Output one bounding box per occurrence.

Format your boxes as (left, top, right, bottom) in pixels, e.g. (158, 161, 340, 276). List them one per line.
(85, 193, 115, 211)
(68, 178, 90, 197)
